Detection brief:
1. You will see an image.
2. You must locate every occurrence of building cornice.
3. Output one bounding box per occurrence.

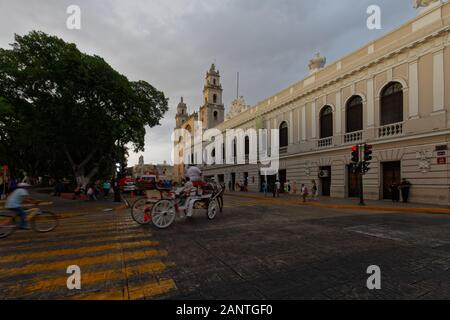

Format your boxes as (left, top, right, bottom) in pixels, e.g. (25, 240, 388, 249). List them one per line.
(215, 6, 450, 130)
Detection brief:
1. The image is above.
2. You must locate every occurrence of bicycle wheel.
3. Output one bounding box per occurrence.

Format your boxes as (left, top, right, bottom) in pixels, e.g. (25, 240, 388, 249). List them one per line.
(31, 211, 58, 233)
(151, 200, 176, 229)
(0, 214, 16, 239)
(131, 198, 155, 225)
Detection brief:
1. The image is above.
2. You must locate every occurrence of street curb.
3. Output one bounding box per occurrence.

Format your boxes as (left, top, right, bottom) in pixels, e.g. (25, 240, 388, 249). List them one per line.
(225, 192, 450, 215)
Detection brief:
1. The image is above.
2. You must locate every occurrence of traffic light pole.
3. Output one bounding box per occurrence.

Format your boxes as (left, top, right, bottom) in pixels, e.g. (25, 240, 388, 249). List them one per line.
(358, 148, 366, 206)
(351, 143, 373, 206)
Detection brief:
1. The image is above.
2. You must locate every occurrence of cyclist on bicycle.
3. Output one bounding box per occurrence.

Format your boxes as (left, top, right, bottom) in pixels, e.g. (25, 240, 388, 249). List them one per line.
(5, 183, 38, 230)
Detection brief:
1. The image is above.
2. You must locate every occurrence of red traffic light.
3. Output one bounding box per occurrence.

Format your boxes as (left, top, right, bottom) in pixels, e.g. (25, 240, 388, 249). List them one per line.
(352, 146, 358, 152)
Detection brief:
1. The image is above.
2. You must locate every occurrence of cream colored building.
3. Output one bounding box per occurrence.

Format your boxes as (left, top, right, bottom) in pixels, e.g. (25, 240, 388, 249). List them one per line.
(175, 2, 450, 205)
(133, 156, 173, 181)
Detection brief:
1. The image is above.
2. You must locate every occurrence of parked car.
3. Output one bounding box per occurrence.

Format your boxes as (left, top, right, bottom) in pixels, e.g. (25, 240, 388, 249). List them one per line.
(136, 175, 157, 191)
(119, 176, 136, 193)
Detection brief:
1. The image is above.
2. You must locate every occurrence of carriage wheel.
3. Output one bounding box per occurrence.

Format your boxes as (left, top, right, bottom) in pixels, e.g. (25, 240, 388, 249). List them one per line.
(131, 198, 154, 225)
(207, 199, 219, 220)
(151, 200, 176, 229)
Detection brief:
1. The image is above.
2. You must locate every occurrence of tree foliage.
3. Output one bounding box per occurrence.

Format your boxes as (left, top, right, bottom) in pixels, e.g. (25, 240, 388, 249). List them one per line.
(0, 31, 168, 185)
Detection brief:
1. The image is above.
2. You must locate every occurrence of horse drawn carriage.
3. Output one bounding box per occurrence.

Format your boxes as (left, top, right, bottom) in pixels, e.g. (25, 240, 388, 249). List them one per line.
(131, 181, 224, 229)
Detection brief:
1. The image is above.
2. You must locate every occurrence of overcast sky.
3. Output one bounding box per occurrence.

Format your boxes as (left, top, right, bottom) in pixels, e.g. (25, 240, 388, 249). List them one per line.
(0, 0, 418, 166)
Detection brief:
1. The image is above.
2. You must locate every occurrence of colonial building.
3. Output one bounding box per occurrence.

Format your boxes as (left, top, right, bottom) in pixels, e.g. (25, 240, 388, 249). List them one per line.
(175, 2, 450, 205)
(133, 156, 173, 181)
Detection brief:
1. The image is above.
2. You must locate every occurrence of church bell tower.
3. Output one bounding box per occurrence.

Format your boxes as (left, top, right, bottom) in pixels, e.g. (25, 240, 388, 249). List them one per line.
(175, 97, 188, 128)
(200, 63, 224, 129)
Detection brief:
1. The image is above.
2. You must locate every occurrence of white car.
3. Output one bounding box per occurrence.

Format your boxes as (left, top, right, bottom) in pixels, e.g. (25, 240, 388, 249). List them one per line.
(123, 181, 136, 193)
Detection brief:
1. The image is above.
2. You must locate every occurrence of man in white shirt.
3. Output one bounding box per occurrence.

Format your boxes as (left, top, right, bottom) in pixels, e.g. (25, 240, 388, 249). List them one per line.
(274, 180, 281, 198)
(186, 165, 202, 182)
(5, 183, 38, 230)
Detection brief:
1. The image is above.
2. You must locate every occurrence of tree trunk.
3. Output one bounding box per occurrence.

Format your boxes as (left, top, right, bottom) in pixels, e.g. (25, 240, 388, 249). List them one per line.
(64, 147, 99, 190)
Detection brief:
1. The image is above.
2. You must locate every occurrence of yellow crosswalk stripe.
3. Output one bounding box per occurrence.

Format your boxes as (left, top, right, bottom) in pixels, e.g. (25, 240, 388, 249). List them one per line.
(128, 279, 177, 300)
(71, 279, 177, 300)
(6, 224, 142, 241)
(8, 261, 167, 295)
(0, 248, 168, 278)
(2, 233, 156, 252)
(0, 240, 159, 263)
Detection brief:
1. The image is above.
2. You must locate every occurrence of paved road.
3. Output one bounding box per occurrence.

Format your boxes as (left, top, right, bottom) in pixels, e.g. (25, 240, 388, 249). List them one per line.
(1, 195, 449, 299)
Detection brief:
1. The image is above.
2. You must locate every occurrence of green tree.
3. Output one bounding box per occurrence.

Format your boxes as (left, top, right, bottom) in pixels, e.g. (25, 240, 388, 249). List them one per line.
(0, 31, 168, 187)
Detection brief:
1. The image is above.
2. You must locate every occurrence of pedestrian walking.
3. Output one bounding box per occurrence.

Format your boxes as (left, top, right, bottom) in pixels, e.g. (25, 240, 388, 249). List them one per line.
(0, 174, 6, 198)
(292, 181, 298, 195)
(399, 178, 412, 203)
(275, 180, 281, 198)
(311, 180, 318, 201)
(87, 184, 97, 201)
(53, 179, 64, 197)
(301, 184, 309, 203)
(9, 178, 17, 193)
(262, 180, 268, 197)
(390, 181, 400, 202)
(102, 179, 111, 198)
(72, 185, 82, 200)
(283, 181, 288, 194)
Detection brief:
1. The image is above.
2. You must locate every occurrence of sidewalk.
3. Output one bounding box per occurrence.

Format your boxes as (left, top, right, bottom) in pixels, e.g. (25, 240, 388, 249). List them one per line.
(225, 191, 450, 215)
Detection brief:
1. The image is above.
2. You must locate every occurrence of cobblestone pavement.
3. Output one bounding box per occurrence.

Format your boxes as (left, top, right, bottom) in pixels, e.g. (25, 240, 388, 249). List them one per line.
(1, 194, 450, 300)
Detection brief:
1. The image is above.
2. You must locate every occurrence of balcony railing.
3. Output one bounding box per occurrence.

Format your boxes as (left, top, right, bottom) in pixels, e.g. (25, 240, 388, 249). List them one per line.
(344, 130, 363, 144)
(318, 137, 333, 148)
(378, 122, 404, 138)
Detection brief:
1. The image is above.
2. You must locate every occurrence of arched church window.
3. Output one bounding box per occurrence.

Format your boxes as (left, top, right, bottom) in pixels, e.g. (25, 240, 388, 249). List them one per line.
(213, 94, 217, 104)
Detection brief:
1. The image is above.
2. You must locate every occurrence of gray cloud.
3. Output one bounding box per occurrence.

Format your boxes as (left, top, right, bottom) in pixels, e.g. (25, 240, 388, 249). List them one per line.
(0, 0, 416, 165)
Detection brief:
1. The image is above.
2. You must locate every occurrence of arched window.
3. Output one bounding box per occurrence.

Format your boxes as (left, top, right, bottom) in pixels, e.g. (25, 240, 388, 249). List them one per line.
(279, 122, 288, 148)
(380, 82, 403, 126)
(233, 138, 237, 163)
(346, 96, 363, 133)
(245, 136, 250, 156)
(213, 94, 217, 104)
(320, 106, 333, 139)
(213, 111, 218, 121)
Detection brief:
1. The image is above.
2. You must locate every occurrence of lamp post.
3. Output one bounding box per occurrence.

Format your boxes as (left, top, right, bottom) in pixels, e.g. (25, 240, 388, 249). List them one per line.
(114, 162, 121, 203)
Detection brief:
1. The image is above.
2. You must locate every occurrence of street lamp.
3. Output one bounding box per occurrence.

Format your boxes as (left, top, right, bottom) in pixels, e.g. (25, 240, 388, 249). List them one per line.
(114, 162, 122, 202)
